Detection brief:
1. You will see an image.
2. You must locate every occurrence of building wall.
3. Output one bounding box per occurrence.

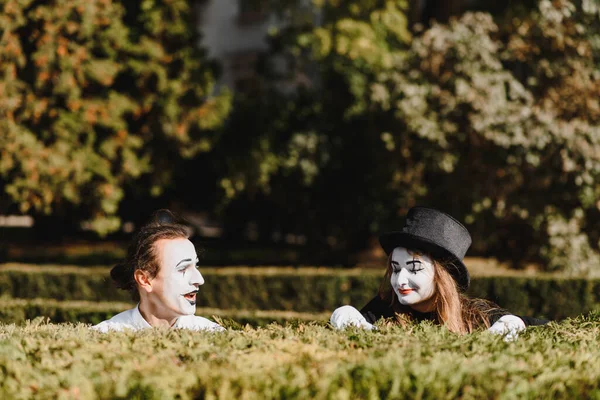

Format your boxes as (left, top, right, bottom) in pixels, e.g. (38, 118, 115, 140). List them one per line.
(196, 0, 279, 90)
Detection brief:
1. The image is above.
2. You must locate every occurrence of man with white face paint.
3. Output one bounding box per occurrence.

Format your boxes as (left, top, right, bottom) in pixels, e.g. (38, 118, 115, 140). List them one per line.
(93, 211, 223, 333)
(330, 207, 549, 338)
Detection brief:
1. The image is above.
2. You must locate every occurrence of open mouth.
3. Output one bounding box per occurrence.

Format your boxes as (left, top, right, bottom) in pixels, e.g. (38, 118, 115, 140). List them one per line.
(182, 290, 198, 306)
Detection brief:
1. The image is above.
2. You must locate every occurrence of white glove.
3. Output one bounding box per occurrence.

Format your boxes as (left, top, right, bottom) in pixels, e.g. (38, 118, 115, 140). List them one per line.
(488, 315, 526, 342)
(330, 305, 375, 330)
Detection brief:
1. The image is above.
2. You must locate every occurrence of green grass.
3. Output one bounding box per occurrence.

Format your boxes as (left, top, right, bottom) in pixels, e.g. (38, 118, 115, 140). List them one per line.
(0, 313, 598, 399)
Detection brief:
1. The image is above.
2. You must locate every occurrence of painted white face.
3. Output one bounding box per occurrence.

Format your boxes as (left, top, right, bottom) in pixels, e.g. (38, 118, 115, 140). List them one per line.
(390, 247, 436, 307)
(151, 238, 204, 317)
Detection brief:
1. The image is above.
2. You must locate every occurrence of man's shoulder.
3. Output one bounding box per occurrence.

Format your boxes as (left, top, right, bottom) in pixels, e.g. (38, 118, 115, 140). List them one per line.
(91, 308, 139, 332)
(176, 315, 224, 331)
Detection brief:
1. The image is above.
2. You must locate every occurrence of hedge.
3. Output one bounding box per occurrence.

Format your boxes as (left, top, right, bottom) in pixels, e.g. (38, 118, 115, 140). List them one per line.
(0, 314, 599, 398)
(1, 264, 599, 320)
(0, 299, 330, 327)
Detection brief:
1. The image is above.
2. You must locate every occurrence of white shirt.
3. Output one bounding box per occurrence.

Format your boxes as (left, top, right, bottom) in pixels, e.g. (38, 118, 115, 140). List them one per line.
(92, 304, 224, 333)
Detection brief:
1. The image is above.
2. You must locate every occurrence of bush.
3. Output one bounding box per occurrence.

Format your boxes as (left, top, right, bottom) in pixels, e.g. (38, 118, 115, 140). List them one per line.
(0, 298, 329, 326)
(216, 0, 600, 272)
(0, 265, 131, 302)
(1, 264, 599, 320)
(0, 299, 131, 325)
(0, 314, 599, 398)
(0, 0, 231, 234)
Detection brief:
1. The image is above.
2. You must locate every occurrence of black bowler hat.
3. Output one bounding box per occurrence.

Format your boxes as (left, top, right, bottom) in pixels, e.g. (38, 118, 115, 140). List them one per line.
(379, 207, 472, 291)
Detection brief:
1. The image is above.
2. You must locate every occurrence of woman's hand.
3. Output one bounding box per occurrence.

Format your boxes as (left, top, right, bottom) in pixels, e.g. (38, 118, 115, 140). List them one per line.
(330, 305, 375, 330)
(488, 315, 526, 341)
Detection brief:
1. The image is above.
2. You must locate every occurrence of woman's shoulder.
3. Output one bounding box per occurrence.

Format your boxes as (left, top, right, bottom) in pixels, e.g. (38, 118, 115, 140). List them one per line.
(360, 295, 395, 323)
(467, 297, 550, 326)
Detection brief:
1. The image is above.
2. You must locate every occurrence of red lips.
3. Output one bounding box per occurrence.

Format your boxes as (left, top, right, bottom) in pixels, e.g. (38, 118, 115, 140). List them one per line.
(399, 288, 414, 295)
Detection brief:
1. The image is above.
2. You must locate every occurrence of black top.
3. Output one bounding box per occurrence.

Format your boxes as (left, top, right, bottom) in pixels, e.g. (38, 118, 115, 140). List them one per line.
(360, 295, 549, 327)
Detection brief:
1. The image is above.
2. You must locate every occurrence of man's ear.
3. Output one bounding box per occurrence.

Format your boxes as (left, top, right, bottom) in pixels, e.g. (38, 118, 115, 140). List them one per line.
(134, 269, 153, 294)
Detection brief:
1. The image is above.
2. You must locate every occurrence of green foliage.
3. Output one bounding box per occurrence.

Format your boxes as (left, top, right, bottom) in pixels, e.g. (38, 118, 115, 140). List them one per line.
(468, 275, 600, 320)
(0, 265, 131, 302)
(218, 0, 600, 271)
(215, 0, 414, 252)
(0, 0, 231, 234)
(1, 264, 599, 319)
(497, 0, 600, 271)
(0, 314, 599, 398)
(374, 6, 600, 272)
(0, 298, 330, 326)
(0, 299, 132, 325)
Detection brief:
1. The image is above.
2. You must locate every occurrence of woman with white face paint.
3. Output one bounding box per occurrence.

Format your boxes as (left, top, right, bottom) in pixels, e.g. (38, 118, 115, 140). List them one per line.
(93, 210, 223, 332)
(330, 207, 548, 338)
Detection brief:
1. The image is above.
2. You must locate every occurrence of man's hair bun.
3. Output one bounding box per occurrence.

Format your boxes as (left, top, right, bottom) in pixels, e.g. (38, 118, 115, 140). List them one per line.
(150, 209, 178, 225)
(110, 263, 135, 291)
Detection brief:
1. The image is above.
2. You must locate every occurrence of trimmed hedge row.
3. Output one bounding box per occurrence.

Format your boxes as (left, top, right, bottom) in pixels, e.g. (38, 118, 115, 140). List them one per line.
(0, 299, 330, 327)
(1, 315, 599, 398)
(468, 276, 600, 322)
(0, 299, 131, 326)
(1, 264, 599, 319)
(0, 265, 382, 307)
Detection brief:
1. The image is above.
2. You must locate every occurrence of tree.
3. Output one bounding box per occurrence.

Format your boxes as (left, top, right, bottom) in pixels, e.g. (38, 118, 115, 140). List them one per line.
(0, 0, 231, 235)
(215, 0, 414, 261)
(498, 0, 600, 271)
(217, 0, 600, 271)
